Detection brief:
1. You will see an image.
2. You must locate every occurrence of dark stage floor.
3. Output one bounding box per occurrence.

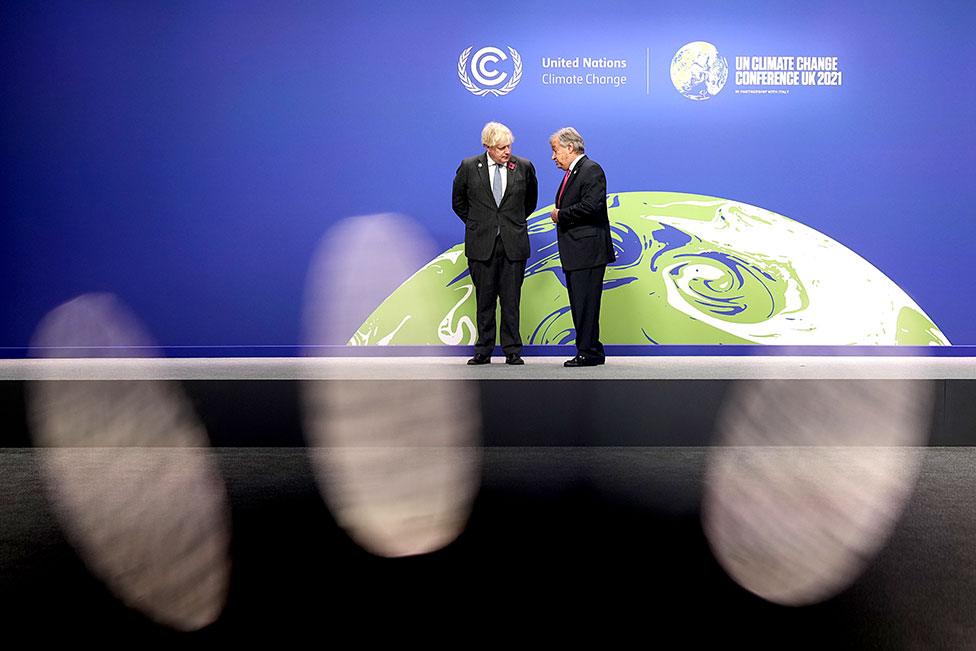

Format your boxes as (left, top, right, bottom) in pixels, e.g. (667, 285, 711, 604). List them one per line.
(2, 357, 975, 644)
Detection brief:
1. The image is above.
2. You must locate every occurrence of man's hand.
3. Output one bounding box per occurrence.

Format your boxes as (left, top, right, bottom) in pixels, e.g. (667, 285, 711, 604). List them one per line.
(550, 208, 559, 223)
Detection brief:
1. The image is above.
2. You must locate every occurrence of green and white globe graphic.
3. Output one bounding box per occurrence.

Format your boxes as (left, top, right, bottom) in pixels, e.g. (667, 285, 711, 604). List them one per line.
(671, 41, 728, 101)
(350, 192, 948, 346)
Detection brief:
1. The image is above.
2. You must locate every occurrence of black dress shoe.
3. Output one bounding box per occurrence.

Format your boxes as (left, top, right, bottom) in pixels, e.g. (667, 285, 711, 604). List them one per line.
(563, 355, 603, 367)
(467, 353, 491, 365)
(505, 353, 524, 365)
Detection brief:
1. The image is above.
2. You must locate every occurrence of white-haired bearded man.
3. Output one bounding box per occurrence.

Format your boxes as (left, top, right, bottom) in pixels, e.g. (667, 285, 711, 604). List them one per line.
(549, 127, 615, 367)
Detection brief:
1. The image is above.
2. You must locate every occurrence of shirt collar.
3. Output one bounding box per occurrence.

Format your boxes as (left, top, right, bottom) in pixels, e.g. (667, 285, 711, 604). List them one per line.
(568, 155, 584, 172)
(486, 152, 507, 169)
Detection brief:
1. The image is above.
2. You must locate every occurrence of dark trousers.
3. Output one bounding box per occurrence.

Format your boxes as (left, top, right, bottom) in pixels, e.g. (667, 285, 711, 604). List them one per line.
(468, 236, 525, 355)
(565, 264, 606, 360)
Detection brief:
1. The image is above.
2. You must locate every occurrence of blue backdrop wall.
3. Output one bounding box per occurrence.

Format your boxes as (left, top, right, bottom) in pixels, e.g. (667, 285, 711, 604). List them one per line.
(2, 1, 973, 349)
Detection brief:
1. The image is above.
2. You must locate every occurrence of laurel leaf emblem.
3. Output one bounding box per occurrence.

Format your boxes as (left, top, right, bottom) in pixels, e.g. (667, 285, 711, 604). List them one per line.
(457, 46, 522, 97)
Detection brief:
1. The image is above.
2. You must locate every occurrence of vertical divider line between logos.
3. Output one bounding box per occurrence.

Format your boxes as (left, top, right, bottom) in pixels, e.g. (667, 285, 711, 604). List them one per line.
(646, 48, 650, 95)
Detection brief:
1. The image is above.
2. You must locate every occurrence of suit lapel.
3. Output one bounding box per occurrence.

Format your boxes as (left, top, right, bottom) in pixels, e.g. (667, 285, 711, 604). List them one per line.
(556, 156, 586, 205)
(477, 156, 493, 203)
(565, 156, 586, 195)
(499, 159, 519, 207)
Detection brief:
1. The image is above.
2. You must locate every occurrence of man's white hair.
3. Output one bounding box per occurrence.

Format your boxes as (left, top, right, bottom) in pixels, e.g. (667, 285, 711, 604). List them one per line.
(481, 121, 514, 148)
(550, 127, 585, 154)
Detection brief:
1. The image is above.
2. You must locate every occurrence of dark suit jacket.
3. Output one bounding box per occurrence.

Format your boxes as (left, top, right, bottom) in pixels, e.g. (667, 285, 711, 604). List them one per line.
(452, 153, 538, 262)
(555, 155, 616, 271)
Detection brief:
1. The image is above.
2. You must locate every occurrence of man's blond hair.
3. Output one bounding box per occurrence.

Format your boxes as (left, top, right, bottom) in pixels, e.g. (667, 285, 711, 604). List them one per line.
(481, 121, 514, 148)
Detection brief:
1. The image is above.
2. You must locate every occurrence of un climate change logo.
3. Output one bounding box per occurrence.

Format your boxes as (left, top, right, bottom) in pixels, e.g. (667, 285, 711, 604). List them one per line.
(458, 46, 523, 96)
(671, 41, 728, 101)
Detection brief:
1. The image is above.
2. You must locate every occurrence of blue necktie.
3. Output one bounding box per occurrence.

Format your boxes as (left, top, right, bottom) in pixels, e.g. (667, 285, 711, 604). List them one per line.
(492, 164, 503, 207)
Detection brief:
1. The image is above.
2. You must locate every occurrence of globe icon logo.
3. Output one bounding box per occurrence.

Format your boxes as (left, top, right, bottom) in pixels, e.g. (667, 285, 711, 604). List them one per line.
(671, 41, 729, 100)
